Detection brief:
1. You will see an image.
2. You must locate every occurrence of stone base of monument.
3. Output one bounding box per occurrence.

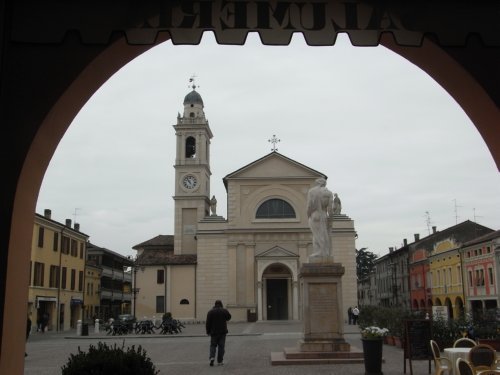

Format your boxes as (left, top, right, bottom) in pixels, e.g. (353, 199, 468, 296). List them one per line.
(270, 346, 364, 365)
(271, 262, 364, 366)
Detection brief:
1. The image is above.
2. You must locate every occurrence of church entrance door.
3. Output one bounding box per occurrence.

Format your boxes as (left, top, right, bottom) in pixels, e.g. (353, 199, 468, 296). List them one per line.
(266, 279, 288, 320)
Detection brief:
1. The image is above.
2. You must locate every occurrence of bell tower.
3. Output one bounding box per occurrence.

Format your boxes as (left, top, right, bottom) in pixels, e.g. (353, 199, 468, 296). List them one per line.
(172, 79, 213, 254)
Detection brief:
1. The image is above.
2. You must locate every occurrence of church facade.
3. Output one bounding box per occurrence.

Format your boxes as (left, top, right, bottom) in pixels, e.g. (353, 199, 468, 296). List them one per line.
(133, 86, 358, 322)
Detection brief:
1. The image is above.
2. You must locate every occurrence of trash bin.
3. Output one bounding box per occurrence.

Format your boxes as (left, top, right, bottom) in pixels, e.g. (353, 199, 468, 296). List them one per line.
(81, 323, 89, 336)
(247, 309, 257, 322)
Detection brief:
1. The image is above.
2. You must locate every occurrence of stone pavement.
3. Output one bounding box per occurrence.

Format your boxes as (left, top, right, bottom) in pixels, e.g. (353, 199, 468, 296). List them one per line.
(24, 321, 434, 374)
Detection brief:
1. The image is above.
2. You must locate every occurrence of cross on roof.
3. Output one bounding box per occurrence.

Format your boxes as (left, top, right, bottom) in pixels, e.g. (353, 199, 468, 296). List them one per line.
(268, 134, 280, 152)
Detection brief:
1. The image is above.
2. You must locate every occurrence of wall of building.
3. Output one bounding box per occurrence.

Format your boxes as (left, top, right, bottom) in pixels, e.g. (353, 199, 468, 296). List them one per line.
(169, 265, 196, 319)
(28, 214, 87, 332)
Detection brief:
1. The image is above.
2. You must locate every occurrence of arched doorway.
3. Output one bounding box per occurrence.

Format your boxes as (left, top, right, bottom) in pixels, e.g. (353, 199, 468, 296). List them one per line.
(455, 297, 465, 318)
(445, 298, 454, 320)
(2, 3, 500, 374)
(262, 263, 293, 321)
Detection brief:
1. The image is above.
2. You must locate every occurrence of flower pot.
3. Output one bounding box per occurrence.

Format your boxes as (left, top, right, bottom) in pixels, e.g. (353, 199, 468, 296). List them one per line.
(362, 338, 384, 375)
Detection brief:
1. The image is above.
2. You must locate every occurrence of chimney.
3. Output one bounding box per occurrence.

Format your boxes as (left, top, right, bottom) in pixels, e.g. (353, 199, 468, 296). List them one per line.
(65, 219, 72, 227)
(74, 223, 80, 232)
(44, 209, 52, 219)
(389, 247, 394, 253)
(432, 226, 437, 234)
(414, 233, 420, 241)
(403, 238, 408, 246)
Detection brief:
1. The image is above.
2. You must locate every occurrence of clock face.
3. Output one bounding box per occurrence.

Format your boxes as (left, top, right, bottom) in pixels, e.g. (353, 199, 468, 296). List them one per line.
(182, 175, 198, 189)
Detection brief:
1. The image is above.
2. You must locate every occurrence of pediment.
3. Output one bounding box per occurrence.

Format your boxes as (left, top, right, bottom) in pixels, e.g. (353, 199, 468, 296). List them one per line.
(256, 246, 298, 258)
(224, 152, 325, 181)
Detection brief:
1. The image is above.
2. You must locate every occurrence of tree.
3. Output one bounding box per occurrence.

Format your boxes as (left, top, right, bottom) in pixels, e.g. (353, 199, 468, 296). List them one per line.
(356, 247, 378, 280)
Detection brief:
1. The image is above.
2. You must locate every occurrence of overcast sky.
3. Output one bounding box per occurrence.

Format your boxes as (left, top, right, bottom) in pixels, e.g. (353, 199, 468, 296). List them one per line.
(36, 32, 500, 259)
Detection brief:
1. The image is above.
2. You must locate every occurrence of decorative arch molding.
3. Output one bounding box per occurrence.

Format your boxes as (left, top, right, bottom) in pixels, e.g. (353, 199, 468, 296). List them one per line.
(246, 184, 305, 224)
(255, 247, 300, 321)
(256, 247, 299, 283)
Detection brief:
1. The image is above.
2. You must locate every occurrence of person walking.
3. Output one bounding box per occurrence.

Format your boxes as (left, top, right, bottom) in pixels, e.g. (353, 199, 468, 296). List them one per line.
(25, 313, 32, 357)
(206, 299, 231, 366)
(352, 306, 360, 325)
(41, 311, 49, 333)
(347, 307, 353, 325)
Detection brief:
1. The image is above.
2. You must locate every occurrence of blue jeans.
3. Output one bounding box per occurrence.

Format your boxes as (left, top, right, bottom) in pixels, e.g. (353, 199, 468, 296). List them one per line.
(210, 334, 226, 363)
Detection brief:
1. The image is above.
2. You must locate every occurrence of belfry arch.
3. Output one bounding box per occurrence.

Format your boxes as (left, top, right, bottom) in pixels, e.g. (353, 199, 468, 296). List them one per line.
(1, 2, 500, 373)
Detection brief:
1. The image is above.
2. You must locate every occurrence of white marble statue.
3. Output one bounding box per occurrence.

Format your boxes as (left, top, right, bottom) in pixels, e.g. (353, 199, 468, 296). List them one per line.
(333, 193, 342, 215)
(210, 195, 217, 216)
(307, 178, 334, 258)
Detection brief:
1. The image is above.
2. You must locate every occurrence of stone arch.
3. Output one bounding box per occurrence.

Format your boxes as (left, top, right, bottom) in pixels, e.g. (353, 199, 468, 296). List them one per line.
(247, 185, 305, 224)
(3, 5, 500, 373)
(455, 296, 465, 317)
(258, 262, 297, 321)
(445, 297, 454, 319)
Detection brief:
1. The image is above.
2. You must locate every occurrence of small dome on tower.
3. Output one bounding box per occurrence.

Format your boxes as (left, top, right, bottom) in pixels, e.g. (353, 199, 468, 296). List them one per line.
(183, 89, 204, 107)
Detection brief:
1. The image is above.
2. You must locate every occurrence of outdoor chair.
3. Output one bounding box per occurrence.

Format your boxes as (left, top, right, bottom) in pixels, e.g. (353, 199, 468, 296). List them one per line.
(430, 339, 452, 375)
(456, 358, 474, 375)
(475, 370, 500, 375)
(468, 344, 497, 370)
(454, 338, 477, 348)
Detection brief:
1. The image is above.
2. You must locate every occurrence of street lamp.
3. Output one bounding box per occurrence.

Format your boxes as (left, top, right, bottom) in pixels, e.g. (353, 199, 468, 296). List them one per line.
(132, 266, 140, 318)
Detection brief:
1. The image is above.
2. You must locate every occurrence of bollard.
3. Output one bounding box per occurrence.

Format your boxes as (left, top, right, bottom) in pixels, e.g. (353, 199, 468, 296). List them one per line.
(94, 319, 100, 333)
(76, 319, 82, 336)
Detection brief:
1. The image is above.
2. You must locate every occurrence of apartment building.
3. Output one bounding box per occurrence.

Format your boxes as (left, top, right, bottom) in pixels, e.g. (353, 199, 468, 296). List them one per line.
(28, 209, 88, 331)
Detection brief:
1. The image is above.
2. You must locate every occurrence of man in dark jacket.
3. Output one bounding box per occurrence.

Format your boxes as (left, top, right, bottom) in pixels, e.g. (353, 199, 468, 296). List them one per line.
(206, 299, 231, 366)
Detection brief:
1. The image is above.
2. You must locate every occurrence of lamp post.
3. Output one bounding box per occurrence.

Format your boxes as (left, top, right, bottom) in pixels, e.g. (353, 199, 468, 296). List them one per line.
(132, 266, 140, 318)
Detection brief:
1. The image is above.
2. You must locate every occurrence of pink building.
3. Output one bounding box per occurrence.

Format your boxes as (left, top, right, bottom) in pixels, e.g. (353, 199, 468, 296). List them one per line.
(461, 230, 500, 319)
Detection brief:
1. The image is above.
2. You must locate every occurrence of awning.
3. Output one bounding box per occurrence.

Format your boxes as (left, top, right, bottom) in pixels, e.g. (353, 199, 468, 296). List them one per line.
(36, 296, 57, 308)
(36, 296, 57, 303)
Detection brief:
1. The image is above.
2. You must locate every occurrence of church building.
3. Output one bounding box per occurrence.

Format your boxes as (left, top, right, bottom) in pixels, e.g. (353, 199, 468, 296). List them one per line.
(132, 85, 358, 322)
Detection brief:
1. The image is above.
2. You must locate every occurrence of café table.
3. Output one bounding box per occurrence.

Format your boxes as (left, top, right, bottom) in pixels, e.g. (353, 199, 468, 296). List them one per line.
(443, 347, 471, 375)
(444, 346, 500, 375)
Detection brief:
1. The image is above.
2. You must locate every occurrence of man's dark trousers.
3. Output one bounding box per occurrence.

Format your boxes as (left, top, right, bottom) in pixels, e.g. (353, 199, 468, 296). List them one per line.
(210, 333, 226, 363)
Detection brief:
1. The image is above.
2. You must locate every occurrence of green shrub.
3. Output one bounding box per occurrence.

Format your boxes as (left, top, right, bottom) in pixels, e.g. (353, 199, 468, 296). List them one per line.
(431, 315, 473, 350)
(357, 305, 379, 329)
(358, 305, 424, 337)
(61, 341, 159, 375)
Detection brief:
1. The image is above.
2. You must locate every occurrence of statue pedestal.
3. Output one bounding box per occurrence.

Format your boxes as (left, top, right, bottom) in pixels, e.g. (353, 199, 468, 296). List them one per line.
(300, 263, 349, 351)
(271, 262, 364, 365)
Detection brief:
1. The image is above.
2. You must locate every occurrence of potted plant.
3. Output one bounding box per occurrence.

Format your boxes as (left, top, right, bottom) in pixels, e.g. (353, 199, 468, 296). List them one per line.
(361, 326, 389, 375)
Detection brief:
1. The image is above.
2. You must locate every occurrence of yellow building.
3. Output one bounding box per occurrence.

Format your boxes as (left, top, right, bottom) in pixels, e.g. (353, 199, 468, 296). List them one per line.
(83, 264, 101, 322)
(28, 210, 88, 331)
(429, 239, 464, 319)
(428, 220, 493, 319)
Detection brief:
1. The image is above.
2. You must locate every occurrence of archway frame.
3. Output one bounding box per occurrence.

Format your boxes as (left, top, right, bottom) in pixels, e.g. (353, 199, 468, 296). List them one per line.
(256, 257, 299, 321)
(2, 3, 500, 374)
